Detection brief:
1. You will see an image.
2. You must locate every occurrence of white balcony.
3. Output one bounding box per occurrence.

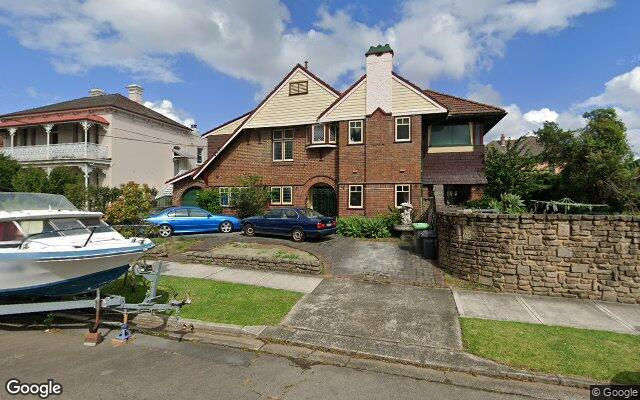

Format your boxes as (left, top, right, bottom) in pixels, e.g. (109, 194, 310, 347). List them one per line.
(0, 143, 109, 162)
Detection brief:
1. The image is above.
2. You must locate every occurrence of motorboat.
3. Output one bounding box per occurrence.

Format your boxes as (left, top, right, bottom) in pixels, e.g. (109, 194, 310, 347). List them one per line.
(0, 192, 153, 298)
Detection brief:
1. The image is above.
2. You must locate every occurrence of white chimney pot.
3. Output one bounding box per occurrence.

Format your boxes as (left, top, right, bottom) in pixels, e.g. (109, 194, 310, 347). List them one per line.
(126, 84, 144, 104)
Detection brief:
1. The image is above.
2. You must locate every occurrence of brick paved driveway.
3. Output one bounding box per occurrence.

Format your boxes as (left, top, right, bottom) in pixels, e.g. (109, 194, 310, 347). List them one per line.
(184, 233, 442, 287)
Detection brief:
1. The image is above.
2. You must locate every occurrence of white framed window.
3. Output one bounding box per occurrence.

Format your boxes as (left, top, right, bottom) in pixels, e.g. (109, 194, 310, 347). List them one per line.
(196, 147, 204, 164)
(271, 186, 293, 205)
(312, 124, 325, 143)
(395, 117, 411, 142)
(429, 123, 473, 147)
(348, 120, 363, 144)
(328, 123, 338, 143)
(348, 185, 363, 208)
(289, 80, 308, 95)
(219, 187, 230, 207)
(395, 184, 410, 207)
(273, 129, 294, 161)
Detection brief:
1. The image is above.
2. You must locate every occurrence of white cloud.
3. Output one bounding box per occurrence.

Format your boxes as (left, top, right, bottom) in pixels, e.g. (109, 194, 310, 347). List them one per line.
(143, 99, 195, 127)
(523, 108, 558, 124)
(0, 0, 613, 92)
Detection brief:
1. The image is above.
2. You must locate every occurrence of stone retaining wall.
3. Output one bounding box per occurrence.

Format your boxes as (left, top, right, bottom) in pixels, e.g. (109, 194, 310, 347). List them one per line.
(436, 211, 640, 304)
(184, 251, 322, 275)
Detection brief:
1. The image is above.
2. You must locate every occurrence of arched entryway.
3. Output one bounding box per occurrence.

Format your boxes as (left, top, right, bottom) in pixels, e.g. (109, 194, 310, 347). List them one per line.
(181, 187, 201, 206)
(308, 184, 337, 217)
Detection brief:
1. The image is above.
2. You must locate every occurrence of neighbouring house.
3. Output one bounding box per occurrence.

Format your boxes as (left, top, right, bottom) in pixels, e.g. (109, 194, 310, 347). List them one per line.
(169, 45, 506, 216)
(0, 85, 206, 193)
(486, 134, 561, 173)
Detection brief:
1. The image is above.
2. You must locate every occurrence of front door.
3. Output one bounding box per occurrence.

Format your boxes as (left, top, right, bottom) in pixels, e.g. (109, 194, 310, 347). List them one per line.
(310, 186, 337, 217)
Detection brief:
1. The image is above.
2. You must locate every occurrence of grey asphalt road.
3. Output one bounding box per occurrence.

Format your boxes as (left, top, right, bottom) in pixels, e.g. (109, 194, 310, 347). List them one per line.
(0, 328, 588, 400)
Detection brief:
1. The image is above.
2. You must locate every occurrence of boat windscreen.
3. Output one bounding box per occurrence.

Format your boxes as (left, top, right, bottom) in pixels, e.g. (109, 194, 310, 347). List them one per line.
(0, 192, 77, 212)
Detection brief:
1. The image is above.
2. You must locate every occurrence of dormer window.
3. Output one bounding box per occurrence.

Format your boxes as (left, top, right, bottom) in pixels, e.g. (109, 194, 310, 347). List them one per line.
(289, 81, 308, 96)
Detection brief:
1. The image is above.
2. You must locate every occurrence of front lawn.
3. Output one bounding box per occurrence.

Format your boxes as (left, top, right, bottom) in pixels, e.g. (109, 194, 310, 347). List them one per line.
(149, 237, 202, 257)
(460, 317, 640, 383)
(104, 275, 303, 326)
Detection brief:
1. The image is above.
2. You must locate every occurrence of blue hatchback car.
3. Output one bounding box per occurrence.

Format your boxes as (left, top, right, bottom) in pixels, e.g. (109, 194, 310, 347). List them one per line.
(242, 207, 337, 242)
(145, 206, 242, 237)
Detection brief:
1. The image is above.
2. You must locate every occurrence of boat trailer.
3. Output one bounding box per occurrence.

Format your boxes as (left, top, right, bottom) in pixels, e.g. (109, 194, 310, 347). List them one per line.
(0, 261, 190, 345)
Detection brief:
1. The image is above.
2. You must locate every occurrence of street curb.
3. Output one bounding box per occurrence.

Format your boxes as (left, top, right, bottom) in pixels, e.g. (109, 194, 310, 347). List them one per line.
(54, 312, 601, 389)
(258, 335, 601, 390)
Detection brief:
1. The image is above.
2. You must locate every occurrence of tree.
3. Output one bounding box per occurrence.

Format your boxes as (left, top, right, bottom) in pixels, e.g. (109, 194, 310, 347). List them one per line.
(12, 167, 48, 193)
(47, 166, 83, 194)
(485, 137, 553, 201)
(0, 154, 20, 192)
(195, 188, 222, 214)
(87, 186, 123, 213)
(232, 175, 271, 219)
(105, 182, 155, 224)
(64, 182, 87, 210)
(536, 108, 639, 211)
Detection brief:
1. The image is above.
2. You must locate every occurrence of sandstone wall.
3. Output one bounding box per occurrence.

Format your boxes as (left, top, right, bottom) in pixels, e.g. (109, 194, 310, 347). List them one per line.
(436, 211, 640, 304)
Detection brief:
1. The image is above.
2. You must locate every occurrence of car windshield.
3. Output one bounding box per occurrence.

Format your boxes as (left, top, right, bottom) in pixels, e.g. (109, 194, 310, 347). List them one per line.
(300, 208, 325, 218)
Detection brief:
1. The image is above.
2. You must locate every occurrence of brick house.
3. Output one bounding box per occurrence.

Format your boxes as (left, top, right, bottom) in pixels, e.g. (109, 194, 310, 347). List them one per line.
(170, 45, 506, 216)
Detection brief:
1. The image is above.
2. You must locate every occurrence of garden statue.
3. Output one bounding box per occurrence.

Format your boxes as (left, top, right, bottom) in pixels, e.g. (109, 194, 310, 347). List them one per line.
(400, 202, 413, 226)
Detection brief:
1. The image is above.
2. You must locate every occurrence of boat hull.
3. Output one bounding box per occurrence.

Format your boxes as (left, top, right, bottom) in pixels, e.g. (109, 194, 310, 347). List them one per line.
(0, 248, 143, 298)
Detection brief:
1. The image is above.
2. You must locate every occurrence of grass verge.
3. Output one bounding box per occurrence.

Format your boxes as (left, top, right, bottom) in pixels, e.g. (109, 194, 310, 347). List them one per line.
(460, 317, 640, 383)
(150, 237, 202, 257)
(103, 275, 303, 326)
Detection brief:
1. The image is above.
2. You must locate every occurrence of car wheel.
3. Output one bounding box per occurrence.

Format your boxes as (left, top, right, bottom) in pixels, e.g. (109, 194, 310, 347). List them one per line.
(219, 220, 234, 233)
(291, 228, 305, 242)
(244, 224, 255, 236)
(158, 224, 173, 238)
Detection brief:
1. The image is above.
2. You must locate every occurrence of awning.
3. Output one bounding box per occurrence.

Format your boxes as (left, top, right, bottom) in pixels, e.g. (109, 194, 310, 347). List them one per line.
(0, 114, 109, 129)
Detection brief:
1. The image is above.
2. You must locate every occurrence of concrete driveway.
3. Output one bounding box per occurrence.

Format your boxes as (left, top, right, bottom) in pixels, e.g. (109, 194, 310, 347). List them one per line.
(186, 233, 442, 286)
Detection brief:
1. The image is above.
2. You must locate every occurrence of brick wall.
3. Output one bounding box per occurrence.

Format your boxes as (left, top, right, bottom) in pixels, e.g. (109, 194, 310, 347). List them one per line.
(437, 211, 640, 304)
(337, 109, 423, 216)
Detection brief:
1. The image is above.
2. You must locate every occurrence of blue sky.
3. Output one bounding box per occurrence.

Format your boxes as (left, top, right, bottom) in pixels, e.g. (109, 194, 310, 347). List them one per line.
(0, 0, 638, 152)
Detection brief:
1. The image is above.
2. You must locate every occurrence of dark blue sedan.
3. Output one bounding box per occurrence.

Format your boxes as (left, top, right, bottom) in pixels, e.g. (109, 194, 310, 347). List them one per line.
(145, 206, 242, 237)
(242, 207, 337, 242)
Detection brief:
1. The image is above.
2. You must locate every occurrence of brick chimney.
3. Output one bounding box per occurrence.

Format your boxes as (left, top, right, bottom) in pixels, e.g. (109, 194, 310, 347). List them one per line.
(89, 88, 105, 97)
(365, 44, 393, 115)
(125, 84, 144, 103)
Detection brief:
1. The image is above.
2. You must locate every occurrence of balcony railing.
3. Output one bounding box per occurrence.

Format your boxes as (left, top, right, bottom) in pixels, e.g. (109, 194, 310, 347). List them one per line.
(0, 143, 109, 161)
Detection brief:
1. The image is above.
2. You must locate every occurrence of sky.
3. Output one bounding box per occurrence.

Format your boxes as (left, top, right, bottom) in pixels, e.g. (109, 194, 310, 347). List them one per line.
(0, 0, 638, 154)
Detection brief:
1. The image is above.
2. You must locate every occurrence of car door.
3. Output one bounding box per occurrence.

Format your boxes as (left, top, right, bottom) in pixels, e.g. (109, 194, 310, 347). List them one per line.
(261, 209, 284, 235)
(280, 208, 301, 235)
(166, 208, 190, 232)
(187, 208, 215, 232)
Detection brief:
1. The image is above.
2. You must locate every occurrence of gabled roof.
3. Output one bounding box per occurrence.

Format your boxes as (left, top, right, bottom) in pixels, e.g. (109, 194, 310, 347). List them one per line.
(192, 64, 339, 180)
(317, 75, 366, 121)
(422, 89, 506, 116)
(0, 93, 190, 130)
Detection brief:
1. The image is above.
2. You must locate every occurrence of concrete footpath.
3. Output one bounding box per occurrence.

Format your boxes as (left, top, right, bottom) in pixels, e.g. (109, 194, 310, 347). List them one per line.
(160, 261, 323, 294)
(453, 289, 640, 334)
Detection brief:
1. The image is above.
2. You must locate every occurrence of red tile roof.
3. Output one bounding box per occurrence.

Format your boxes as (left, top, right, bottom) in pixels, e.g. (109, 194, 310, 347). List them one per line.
(0, 113, 109, 128)
(423, 89, 506, 116)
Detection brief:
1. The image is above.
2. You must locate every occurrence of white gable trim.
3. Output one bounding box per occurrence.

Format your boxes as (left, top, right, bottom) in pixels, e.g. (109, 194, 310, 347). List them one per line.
(318, 77, 367, 123)
(201, 113, 250, 138)
(391, 75, 447, 116)
(194, 66, 338, 180)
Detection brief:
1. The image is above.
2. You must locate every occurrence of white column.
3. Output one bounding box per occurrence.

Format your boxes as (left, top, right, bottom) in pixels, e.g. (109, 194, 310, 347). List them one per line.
(43, 124, 54, 160)
(8, 127, 16, 152)
(80, 121, 94, 159)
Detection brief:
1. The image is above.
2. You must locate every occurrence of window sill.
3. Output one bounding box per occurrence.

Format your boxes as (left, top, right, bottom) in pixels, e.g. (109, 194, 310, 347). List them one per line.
(348, 206, 364, 209)
(427, 146, 474, 153)
(273, 159, 294, 163)
(394, 139, 412, 143)
(306, 143, 337, 149)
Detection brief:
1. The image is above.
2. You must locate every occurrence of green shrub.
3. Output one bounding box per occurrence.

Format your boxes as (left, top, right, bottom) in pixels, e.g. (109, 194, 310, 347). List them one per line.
(87, 186, 122, 213)
(105, 182, 155, 224)
(232, 175, 271, 219)
(64, 182, 87, 209)
(12, 167, 48, 192)
(0, 154, 20, 192)
(195, 188, 222, 214)
(113, 224, 159, 238)
(46, 166, 83, 194)
(487, 193, 528, 214)
(337, 214, 393, 239)
(464, 196, 496, 209)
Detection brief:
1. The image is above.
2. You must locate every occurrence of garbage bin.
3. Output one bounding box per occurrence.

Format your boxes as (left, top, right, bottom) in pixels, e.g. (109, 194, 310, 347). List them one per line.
(421, 230, 437, 260)
(412, 223, 430, 254)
